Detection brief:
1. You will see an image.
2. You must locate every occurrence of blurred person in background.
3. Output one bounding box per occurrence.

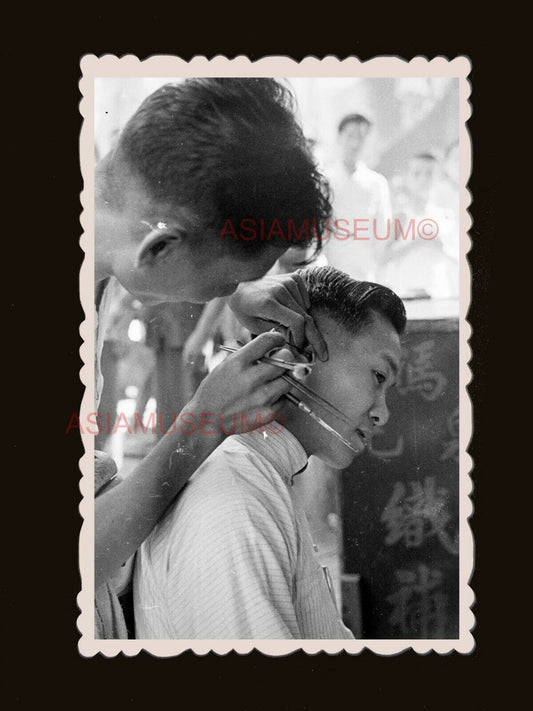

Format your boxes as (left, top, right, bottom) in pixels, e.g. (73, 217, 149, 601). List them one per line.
(324, 114, 392, 281)
(378, 152, 459, 300)
(95, 282, 140, 450)
(143, 301, 207, 438)
(430, 140, 460, 261)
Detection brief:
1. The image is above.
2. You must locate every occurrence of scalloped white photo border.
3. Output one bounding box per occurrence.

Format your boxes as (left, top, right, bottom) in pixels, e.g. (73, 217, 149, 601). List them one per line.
(78, 54, 474, 657)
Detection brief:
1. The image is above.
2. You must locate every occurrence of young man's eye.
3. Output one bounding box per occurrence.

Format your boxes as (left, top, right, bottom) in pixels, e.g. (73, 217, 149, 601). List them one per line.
(373, 371, 386, 385)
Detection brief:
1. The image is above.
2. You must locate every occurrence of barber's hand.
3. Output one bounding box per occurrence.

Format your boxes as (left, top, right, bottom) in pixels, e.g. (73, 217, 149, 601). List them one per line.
(182, 331, 206, 370)
(186, 331, 292, 436)
(228, 272, 328, 361)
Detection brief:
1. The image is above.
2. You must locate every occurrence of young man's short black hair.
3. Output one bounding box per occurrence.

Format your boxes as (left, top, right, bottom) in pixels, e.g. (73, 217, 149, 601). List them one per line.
(299, 265, 406, 336)
(109, 78, 332, 258)
(337, 113, 372, 134)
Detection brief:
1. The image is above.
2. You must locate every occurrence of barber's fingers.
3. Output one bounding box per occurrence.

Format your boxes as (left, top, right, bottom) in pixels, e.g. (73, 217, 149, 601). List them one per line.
(235, 331, 287, 366)
(228, 275, 327, 360)
(304, 319, 327, 361)
(276, 272, 311, 311)
(257, 276, 327, 359)
(266, 345, 295, 362)
(252, 374, 292, 407)
(214, 333, 291, 392)
(283, 273, 329, 360)
(289, 271, 312, 311)
(241, 274, 313, 341)
(258, 301, 327, 361)
(265, 275, 312, 326)
(230, 336, 298, 399)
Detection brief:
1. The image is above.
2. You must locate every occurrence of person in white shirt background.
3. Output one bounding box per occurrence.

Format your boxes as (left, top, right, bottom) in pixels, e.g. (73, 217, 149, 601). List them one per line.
(324, 113, 392, 282)
(134, 266, 405, 640)
(378, 152, 459, 300)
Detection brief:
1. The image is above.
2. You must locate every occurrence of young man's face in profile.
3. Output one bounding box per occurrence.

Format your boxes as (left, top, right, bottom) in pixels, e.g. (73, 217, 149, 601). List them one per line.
(290, 311, 402, 469)
(102, 179, 288, 304)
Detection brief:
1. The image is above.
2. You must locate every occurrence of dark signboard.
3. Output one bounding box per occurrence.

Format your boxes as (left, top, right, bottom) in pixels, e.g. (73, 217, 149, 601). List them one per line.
(342, 320, 460, 639)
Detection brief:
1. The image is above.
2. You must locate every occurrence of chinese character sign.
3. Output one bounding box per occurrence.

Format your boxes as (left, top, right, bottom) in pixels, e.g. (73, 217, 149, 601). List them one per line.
(341, 324, 459, 639)
(381, 476, 458, 555)
(387, 565, 448, 638)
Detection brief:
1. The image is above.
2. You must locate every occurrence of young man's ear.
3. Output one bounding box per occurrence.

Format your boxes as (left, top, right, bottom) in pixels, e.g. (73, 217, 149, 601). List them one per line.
(135, 230, 184, 268)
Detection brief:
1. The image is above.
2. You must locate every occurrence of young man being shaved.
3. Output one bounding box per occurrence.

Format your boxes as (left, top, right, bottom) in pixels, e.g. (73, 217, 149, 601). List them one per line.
(134, 266, 405, 639)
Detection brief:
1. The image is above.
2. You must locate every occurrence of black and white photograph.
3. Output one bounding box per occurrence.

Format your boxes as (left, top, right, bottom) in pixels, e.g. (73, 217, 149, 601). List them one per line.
(77, 55, 472, 655)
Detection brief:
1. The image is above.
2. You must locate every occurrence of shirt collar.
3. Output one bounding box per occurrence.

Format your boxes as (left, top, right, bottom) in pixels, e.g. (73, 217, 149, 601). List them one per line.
(233, 425, 309, 485)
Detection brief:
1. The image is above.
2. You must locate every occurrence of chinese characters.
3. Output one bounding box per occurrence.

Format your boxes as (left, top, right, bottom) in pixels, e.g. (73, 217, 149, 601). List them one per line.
(381, 476, 458, 555)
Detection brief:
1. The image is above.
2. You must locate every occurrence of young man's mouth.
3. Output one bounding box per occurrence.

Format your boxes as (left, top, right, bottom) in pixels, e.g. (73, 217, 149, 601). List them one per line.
(355, 427, 371, 447)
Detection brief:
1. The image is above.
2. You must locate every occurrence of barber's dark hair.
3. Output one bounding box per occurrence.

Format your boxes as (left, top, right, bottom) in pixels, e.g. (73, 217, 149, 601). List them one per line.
(338, 113, 372, 134)
(111, 78, 331, 258)
(299, 266, 406, 335)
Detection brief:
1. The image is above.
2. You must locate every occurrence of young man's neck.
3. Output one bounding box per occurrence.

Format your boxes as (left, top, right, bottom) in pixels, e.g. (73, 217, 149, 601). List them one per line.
(276, 399, 317, 460)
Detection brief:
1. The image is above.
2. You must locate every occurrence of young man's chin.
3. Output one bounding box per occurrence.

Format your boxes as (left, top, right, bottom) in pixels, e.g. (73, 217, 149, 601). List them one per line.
(318, 448, 361, 471)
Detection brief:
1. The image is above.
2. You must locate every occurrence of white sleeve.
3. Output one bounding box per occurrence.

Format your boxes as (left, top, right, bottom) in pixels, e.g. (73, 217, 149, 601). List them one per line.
(164, 460, 301, 639)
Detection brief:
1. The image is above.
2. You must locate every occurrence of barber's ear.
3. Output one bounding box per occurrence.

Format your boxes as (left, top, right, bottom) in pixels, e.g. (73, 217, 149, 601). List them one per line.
(135, 230, 184, 268)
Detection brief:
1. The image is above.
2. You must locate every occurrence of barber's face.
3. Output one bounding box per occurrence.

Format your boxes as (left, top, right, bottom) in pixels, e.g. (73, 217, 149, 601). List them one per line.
(295, 312, 402, 469)
(103, 182, 288, 304)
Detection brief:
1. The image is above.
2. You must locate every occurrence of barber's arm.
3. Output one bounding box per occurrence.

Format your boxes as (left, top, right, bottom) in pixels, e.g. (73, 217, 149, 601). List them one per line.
(95, 331, 291, 588)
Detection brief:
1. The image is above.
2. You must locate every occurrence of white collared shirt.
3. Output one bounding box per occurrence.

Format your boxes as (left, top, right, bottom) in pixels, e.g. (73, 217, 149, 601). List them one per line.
(324, 161, 392, 281)
(134, 427, 354, 639)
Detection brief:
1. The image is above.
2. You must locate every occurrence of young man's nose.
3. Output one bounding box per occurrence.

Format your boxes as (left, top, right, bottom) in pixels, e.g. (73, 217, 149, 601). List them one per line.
(369, 393, 390, 428)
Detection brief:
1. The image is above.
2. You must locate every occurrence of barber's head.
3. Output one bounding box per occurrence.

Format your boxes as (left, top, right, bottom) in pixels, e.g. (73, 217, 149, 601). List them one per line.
(278, 266, 405, 469)
(337, 113, 372, 170)
(96, 78, 331, 303)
